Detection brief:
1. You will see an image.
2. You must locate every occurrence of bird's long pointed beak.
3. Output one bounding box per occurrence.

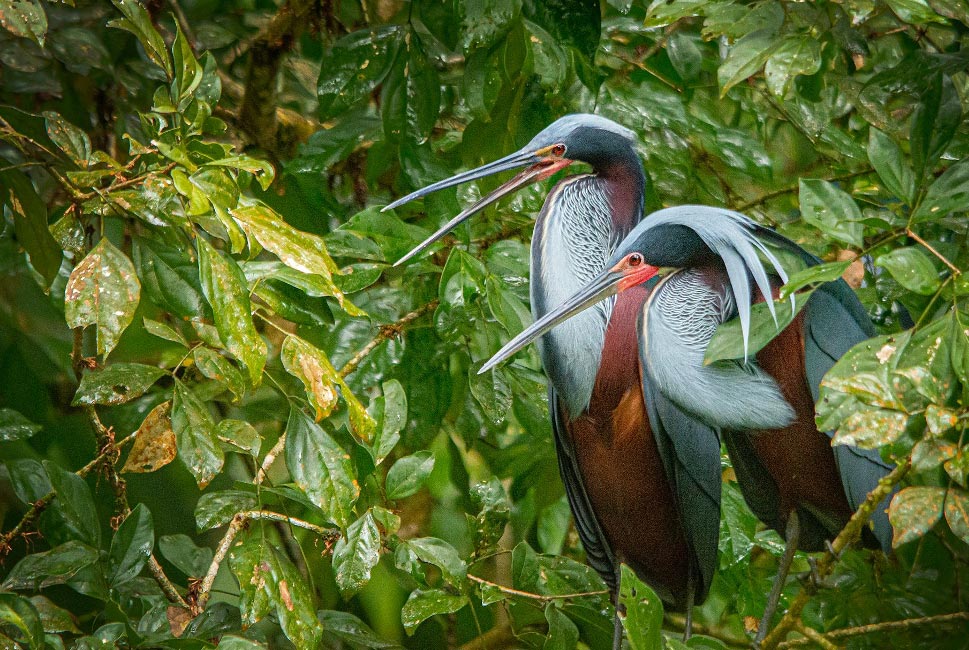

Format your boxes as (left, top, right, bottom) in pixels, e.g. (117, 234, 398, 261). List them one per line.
(478, 271, 624, 375)
(386, 150, 572, 267)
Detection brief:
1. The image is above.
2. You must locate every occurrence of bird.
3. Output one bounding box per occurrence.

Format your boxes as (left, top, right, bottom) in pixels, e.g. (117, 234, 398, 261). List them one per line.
(480, 205, 896, 646)
(384, 115, 723, 645)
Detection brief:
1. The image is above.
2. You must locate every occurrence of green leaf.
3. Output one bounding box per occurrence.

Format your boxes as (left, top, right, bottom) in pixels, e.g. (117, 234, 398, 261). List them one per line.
(216, 419, 262, 457)
(194, 347, 246, 401)
(132, 236, 207, 320)
(229, 534, 321, 649)
(72, 363, 166, 406)
(704, 291, 813, 364)
(459, 0, 521, 50)
(400, 589, 467, 633)
(0, 166, 61, 287)
(667, 30, 702, 82)
(400, 537, 467, 588)
(0, 408, 41, 441)
(911, 73, 961, 182)
(143, 317, 188, 346)
(469, 364, 512, 426)
(944, 487, 969, 545)
(369, 379, 406, 464)
(868, 129, 916, 204)
(385, 451, 435, 500)
(195, 489, 256, 530)
(29, 595, 80, 634)
(830, 408, 910, 448)
(281, 335, 375, 440)
(65, 238, 141, 358)
(6, 459, 50, 504)
(0, 0, 47, 45)
(107, 0, 172, 78)
(888, 486, 946, 547)
(317, 26, 403, 120)
(619, 564, 664, 650)
(43, 112, 91, 167)
(875, 246, 941, 295)
(764, 35, 821, 97)
(284, 407, 358, 528)
(911, 158, 969, 223)
(317, 610, 402, 649)
(470, 478, 511, 554)
(159, 533, 214, 578)
(799, 179, 864, 247)
(197, 236, 266, 385)
(331, 512, 381, 597)
(172, 378, 224, 488)
(108, 504, 154, 588)
(779, 261, 852, 299)
(216, 637, 266, 650)
(0, 593, 44, 649)
(543, 604, 579, 650)
(44, 460, 100, 547)
(718, 29, 780, 96)
(2, 540, 100, 591)
(171, 21, 202, 106)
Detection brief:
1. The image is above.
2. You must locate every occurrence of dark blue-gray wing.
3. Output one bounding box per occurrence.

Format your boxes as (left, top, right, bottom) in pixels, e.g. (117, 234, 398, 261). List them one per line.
(640, 349, 722, 603)
(549, 386, 617, 588)
(804, 282, 894, 552)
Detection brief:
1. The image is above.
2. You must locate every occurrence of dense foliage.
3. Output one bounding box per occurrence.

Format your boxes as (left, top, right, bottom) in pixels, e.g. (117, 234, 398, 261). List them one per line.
(1, 0, 968, 648)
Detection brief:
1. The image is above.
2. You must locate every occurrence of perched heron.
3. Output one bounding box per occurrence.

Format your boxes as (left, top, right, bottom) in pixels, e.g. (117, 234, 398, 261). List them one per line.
(481, 205, 896, 645)
(385, 115, 722, 644)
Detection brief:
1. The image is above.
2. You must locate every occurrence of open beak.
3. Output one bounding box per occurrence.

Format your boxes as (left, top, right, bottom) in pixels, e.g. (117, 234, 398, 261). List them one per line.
(384, 149, 573, 267)
(479, 260, 660, 374)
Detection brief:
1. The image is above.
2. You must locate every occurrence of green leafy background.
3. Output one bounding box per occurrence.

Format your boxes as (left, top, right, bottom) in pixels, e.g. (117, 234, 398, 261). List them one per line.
(1, 0, 968, 648)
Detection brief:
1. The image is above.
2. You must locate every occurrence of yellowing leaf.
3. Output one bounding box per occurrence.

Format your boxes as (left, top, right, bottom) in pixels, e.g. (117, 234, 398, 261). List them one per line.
(122, 401, 177, 474)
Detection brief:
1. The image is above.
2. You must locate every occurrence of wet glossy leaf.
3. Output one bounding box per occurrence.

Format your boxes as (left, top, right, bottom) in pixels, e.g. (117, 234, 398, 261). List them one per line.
(172, 378, 224, 488)
(6, 458, 50, 504)
(216, 637, 265, 650)
(944, 487, 969, 544)
(619, 563, 663, 650)
(132, 237, 207, 320)
(470, 478, 511, 554)
(0, 0, 46, 46)
(543, 603, 579, 650)
(197, 236, 266, 385)
(229, 534, 321, 649)
(122, 401, 177, 474)
(911, 73, 961, 181)
(764, 35, 821, 97)
(284, 407, 358, 528)
(171, 21, 202, 106)
(718, 29, 779, 96)
(385, 451, 435, 500)
(0, 593, 44, 650)
(459, 0, 520, 51)
(44, 460, 100, 546)
(875, 247, 940, 296)
(868, 129, 915, 203)
(667, 30, 702, 82)
(216, 419, 262, 457)
(2, 541, 100, 591)
(317, 26, 402, 120)
(108, 503, 154, 588)
(28, 595, 80, 634)
(399, 537, 467, 587)
(317, 610, 402, 649)
(0, 166, 62, 287)
(66, 238, 140, 358)
(143, 317, 188, 346)
(195, 489, 256, 530)
(158, 534, 213, 578)
(369, 379, 406, 464)
(469, 364, 512, 426)
(780, 261, 852, 299)
(332, 512, 380, 597)
(400, 589, 467, 633)
(0, 408, 41, 441)
(72, 363, 166, 406)
(799, 179, 864, 247)
(44, 112, 91, 167)
(705, 291, 812, 364)
(831, 408, 909, 448)
(107, 0, 171, 78)
(194, 347, 246, 401)
(888, 486, 945, 547)
(911, 158, 969, 222)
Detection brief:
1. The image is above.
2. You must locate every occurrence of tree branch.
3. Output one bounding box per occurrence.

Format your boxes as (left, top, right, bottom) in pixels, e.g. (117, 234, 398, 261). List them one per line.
(761, 460, 911, 649)
(733, 168, 875, 213)
(339, 299, 440, 378)
(465, 573, 608, 603)
(777, 612, 969, 648)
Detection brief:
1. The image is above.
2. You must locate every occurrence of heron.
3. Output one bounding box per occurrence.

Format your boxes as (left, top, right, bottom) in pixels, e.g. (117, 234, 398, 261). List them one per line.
(480, 205, 896, 645)
(384, 115, 722, 644)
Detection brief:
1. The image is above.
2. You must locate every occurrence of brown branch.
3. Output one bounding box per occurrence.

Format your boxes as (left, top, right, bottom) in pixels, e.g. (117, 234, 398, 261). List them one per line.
(733, 168, 875, 213)
(339, 299, 440, 378)
(794, 621, 840, 650)
(193, 510, 340, 613)
(662, 614, 748, 649)
(465, 573, 608, 603)
(761, 460, 911, 649)
(239, 0, 320, 154)
(457, 621, 520, 650)
(777, 612, 969, 648)
(906, 228, 961, 276)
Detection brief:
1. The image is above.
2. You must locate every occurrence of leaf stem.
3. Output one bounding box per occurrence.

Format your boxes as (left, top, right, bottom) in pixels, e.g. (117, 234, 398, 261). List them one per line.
(906, 227, 961, 275)
(778, 612, 969, 647)
(465, 573, 608, 603)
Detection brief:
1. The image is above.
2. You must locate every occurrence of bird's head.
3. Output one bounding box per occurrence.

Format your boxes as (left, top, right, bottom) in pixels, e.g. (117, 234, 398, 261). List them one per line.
(384, 114, 639, 266)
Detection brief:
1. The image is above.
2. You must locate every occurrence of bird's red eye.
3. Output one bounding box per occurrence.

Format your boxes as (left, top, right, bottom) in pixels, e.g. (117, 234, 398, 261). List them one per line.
(628, 253, 643, 267)
(551, 144, 566, 157)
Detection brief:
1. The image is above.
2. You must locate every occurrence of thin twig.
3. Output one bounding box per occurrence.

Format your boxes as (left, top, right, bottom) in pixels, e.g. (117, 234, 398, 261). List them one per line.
(193, 510, 340, 613)
(465, 573, 608, 603)
(761, 461, 911, 649)
(254, 434, 287, 485)
(906, 228, 961, 275)
(456, 621, 521, 650)
(793, 621, 840, 650)
(339, 299, 440, 377)
(663, 613, 748, 649)
(777, 612, 969, 647)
